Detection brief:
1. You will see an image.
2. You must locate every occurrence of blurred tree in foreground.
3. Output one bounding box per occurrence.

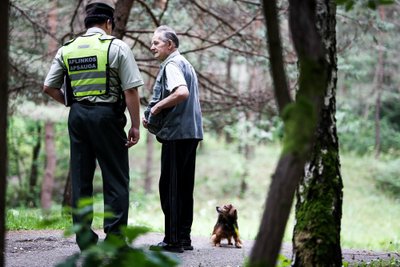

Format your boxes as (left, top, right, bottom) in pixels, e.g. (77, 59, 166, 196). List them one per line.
(1, 1, 10, 267)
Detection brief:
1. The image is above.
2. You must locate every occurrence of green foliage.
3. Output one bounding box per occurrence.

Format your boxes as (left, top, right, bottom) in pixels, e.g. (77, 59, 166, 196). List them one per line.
(7, 116, 44, 207)
(336, 107, 400, 155)
(336, 0, 395, 11)
(276, 254, 291, 267)
(7, 114, 71, 207)
(372, 158, 400, 198)
(57, 227, 179, 267)
(344, 257, 400, 266)
(380, 96, 400, 132)
(6, 207, 72, 230)
(56, 200, 179, 267)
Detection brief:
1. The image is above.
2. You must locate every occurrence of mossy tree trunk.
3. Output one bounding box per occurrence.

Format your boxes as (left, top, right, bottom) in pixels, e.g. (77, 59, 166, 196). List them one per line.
(249, 0, 328, 266)
(292, 1, 343, 266)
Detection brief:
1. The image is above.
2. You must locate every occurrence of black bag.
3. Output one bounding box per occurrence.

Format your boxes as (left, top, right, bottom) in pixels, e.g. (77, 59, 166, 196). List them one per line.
(63, 73, 74, 107)
(144, 109, 166, 135)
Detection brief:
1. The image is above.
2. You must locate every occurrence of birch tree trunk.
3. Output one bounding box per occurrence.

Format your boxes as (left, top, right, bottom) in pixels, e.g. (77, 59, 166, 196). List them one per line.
(292, 1, 343, 266)
(0, 1, 9, 266)
(41, 122, 57, 211)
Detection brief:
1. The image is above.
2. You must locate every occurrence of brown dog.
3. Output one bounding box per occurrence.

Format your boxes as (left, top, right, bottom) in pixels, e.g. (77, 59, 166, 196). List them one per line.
(211, 204, 242, 248)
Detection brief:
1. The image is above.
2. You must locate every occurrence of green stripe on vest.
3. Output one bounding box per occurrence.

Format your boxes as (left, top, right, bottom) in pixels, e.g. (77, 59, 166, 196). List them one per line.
(62, 33, 114, 98)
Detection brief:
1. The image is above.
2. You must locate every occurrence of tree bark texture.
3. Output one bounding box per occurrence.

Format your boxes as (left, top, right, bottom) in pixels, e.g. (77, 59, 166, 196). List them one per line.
(113, 0, 135, 39)
(41, 122, 56, 211)
(249, 1, 327, 266)
(0, 1, 9, 266)
(261, 0, 292, 115)
(292, 1, 343, 266)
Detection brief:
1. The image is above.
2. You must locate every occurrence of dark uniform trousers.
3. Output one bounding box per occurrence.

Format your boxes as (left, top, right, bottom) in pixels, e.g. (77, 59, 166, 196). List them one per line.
(159, 139, 200, 246)
(68, 102, 129, 248)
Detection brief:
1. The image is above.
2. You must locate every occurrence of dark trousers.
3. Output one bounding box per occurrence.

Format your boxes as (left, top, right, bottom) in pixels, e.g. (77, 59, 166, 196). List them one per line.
(159, 139, 199, 245)
(68, 102, 129, 247)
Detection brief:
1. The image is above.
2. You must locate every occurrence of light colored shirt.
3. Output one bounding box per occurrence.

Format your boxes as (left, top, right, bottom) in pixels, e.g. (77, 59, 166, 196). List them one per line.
(164, 56, 187, 92)
(44, 27, 143, 103)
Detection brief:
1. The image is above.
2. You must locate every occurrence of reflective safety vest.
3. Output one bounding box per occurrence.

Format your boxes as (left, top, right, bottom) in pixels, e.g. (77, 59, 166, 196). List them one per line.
(62, 33, 114, 97)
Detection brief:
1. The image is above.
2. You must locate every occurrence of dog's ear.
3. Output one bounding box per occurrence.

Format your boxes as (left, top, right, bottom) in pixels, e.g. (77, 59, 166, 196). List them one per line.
(229, 208, 238, 219)
(216, 206, 222, 213)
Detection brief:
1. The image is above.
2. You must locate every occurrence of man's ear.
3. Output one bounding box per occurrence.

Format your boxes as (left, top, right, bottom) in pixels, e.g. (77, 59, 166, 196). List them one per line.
(168, 40, 174, 49)
(106, 19, 113, 31)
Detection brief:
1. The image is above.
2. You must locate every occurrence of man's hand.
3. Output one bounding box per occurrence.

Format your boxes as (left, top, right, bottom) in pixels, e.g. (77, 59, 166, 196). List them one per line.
(43, 85, 65, 105)
(142, 116, 148, 129)
(126, 126, 140, 147)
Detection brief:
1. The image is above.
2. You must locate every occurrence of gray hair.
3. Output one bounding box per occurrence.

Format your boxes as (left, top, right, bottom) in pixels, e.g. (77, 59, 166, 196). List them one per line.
(155, 25, 179, 48)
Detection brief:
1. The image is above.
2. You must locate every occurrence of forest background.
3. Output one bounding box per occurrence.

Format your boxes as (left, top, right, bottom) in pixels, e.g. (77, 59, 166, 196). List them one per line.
(3, 0, 400, 260)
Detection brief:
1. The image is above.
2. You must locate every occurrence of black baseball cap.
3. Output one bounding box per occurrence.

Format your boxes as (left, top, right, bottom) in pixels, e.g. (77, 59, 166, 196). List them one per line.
(84, 1, 115, 29)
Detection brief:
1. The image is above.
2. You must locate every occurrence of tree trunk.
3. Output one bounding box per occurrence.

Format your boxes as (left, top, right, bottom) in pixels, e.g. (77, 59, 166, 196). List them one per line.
(39, 0, 58, 213)
(28, 123, 42, 207)
(0, 2, 9, 267)
(292, 1, 343, 266)
(249, 1, 327, 266)
(41, 122, 56, 211)
(62, 168, 72, 208)
(144, 132, 154, 194)
(374, 8, 386, 159)
(113, 0, 135, 39)
(374, 68, 382, 158)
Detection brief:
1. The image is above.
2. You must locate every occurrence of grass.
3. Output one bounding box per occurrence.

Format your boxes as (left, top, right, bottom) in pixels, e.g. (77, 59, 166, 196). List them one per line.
(6, 133, 400, 252)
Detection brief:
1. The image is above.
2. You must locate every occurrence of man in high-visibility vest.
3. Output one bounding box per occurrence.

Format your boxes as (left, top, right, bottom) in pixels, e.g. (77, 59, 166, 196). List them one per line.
(43, 0, 143, 250)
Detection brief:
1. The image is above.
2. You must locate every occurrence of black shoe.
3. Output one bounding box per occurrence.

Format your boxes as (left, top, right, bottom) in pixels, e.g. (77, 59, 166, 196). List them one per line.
(180, 241, 193, 250)
(149, 241, 184, 253)
(181, 241, 193, 250)
(182, 244, 193, 250)
(76, 230, 99, 251)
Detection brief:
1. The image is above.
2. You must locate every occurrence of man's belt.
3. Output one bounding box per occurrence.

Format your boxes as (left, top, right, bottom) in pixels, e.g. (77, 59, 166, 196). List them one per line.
(76, 99, 117, 107)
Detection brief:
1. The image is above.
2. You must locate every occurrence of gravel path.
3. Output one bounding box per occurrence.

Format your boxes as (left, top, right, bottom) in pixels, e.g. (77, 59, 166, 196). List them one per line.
(5, 230, 400, 267)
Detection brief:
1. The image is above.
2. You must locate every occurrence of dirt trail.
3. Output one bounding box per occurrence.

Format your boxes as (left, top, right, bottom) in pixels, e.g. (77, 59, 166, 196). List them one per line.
(5, 230, 400, 267)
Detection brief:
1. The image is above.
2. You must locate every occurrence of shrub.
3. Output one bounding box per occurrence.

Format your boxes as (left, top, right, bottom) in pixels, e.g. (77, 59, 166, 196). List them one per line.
(373, 159, 400, 199)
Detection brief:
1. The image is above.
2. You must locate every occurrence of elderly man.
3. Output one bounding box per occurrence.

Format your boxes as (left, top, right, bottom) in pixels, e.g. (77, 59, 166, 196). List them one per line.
(43, 0, 143, 250)
(143, 25, 204, 253)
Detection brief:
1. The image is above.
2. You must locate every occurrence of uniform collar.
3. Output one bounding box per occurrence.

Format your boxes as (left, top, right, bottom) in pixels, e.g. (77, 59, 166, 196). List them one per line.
(85, 27, 107, 36)
(160, 50, 180, 68)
